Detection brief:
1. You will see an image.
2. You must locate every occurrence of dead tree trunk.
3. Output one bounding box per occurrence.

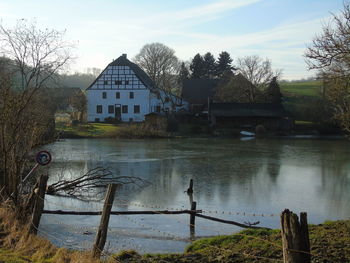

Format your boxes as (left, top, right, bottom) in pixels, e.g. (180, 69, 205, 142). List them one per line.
(92, 184, 117, 258)
(280, 209, 311, 263)
(29, 175, 48, 234)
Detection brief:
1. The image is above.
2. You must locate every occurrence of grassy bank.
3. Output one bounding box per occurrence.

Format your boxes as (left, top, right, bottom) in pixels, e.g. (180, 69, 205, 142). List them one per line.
(56, 122, 120, 138)
(113, 220, 350, 263)
(56, 122, 171, 139)
(1, 203, 349, 263)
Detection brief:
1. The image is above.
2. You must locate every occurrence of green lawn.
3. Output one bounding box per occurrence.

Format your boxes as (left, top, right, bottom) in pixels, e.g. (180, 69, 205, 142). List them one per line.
(280, 80, 322, 97)
(56, 122, 120, 138)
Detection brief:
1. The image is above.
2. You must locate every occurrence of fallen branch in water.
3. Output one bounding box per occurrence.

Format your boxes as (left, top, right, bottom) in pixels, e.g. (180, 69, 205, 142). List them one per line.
(46, 167, 148, 199)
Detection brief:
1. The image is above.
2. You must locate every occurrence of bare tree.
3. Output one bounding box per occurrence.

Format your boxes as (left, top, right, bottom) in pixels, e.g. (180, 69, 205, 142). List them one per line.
(236, 55, 282, 89)
(305, 2, 350, 134)
(0, 20, 74, 205)
(134, 43, 181, 108)
(69, 90, 87, 122)
(215, 71, 264, 103)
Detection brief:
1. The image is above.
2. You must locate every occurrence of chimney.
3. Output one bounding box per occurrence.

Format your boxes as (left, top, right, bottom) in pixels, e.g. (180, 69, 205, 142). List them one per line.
(122, 53, 127, 58)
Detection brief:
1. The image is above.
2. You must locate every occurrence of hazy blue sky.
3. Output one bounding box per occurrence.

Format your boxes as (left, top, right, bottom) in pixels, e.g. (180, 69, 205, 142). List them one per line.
(0, 0, 344, 79)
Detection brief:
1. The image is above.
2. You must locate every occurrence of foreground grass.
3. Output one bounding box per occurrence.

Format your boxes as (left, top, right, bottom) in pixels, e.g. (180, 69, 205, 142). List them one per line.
(113, 221, 350, 263)
(1, 210, 349, 263)
(0, 207, 106, 263)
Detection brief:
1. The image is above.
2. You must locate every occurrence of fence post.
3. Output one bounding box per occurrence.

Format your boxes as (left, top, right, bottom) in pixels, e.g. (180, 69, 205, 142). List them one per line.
(187, 179, 193, 194)
(280, 209, 311, 263)
(29, 174, 48, 234)
(92, 184, 117, 259)
(190, 201, 197, 238)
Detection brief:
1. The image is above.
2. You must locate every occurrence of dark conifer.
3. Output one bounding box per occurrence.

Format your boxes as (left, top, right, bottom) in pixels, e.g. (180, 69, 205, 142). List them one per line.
(190, 54, 205, 78)
(265, 77, 282, 103)
(216, 51, 233, 77)
(203, 52, 216, 78)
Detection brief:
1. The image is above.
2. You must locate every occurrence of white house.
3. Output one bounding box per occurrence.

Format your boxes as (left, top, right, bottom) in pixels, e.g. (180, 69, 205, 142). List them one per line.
(86, 54, 188, 122)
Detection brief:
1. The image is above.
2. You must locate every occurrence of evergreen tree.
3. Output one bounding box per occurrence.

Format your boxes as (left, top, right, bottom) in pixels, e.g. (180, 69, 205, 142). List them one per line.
(216, 51, 233, 77)
(178, 62, 190, 89)
(265, 77, 282, 103)
(179, 62, 189, 82)
(190, 53, 205, 78)
(203, 52, 216, 78)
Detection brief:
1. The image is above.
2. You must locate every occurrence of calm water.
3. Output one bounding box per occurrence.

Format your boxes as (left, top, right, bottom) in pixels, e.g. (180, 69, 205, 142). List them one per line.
(38, 138, 350, 254)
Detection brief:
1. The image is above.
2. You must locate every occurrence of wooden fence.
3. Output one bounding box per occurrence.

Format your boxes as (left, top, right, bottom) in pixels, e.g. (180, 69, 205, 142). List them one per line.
(28, 176, 311, 262)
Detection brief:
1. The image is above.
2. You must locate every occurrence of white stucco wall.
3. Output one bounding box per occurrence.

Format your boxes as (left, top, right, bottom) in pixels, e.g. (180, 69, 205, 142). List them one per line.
(86, 63, 189, 122)
(87, 89, 150, 122)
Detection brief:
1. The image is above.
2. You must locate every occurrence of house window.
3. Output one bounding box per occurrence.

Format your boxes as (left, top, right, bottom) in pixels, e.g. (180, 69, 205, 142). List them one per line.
(129, 92, 134, 99)
(125, 80, 129, 85)
(104, 81, 108, 85)
(108, 105, 114, 114)
(102, 92, 107, 99)
(116, 92, 120, 99)
(115, 80, 122, 85)
(95, 118, 100, 122)
(134, 105, 140, 113)
(122, 105, 128, 113)
(96, 105, 102, 114)
(156, 106, 161, 113)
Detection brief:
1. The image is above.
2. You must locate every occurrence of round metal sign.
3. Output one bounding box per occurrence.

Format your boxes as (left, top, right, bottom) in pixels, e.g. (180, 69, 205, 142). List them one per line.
(36, 151, 52, 166)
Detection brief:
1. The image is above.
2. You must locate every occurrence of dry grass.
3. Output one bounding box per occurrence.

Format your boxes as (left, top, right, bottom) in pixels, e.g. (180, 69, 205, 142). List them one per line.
(0, 206, 116, 263)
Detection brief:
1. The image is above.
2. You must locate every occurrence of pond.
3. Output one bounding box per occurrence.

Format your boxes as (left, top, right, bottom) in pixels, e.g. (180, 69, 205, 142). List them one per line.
(38, 137, 350, 254)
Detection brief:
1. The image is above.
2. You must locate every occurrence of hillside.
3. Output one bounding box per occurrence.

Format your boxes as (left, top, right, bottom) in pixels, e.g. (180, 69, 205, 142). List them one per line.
(280, 80, 326, 123)
(280, 80, 322, 97)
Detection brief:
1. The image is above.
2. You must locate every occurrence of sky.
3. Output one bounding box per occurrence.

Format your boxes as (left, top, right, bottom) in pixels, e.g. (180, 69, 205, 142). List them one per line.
(0, 0, 345, 80)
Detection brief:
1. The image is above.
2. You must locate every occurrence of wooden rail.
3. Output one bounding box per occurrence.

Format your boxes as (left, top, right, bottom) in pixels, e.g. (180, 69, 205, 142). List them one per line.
(43, 209, 203, 215)
(195, 213, 268, 229)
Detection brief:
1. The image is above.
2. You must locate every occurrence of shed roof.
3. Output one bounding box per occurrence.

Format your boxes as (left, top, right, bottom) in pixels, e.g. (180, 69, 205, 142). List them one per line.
(182, 79, 218, 104)
(210, 103, 289, 118)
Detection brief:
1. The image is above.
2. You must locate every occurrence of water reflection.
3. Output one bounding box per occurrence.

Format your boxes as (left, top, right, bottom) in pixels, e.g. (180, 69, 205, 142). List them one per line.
(40, 138, 350, 253)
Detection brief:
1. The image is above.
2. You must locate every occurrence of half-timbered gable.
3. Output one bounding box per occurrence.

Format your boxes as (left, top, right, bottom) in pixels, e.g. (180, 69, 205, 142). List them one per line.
(86, 54, 187, 122)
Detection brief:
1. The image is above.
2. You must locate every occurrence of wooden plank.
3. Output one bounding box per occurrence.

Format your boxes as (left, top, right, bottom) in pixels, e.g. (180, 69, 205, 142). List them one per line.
(195, 213, 269, 229)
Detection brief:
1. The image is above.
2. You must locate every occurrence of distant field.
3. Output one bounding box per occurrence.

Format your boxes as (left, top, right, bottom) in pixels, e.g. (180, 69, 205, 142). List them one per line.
(280, 80, 322, 97)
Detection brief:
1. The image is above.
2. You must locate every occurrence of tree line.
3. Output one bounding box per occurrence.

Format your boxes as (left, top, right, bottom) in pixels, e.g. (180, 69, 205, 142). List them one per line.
(133, 42, 282, 103)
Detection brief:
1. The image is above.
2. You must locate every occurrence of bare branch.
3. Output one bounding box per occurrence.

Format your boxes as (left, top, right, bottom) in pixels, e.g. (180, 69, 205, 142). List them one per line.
(46, 167, 149, 200)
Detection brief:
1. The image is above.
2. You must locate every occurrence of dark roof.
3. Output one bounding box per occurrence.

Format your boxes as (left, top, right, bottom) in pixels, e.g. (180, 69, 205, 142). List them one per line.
(210, 103, 289, 117)
(182, 79, 218, 104)
(86, 54, 155, 90)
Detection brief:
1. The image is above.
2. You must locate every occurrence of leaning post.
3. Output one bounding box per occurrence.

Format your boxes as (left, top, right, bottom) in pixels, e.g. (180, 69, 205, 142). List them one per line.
(29, 174, 48, 234)
(92, 184, 118, 258)
(190, 201, 197, 239)
(280, 209, 311, 263)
